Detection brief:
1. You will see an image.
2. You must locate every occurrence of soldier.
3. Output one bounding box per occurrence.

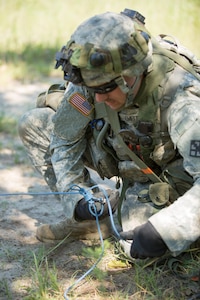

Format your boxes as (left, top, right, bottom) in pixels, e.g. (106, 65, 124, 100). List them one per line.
(18, 10, 200, 259)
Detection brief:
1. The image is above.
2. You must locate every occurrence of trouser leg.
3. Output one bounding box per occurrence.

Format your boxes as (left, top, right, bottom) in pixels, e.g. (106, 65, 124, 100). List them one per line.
(18, 107, 119, 243)
(18, 107, 58, 192)
(121, 182, 159, 231)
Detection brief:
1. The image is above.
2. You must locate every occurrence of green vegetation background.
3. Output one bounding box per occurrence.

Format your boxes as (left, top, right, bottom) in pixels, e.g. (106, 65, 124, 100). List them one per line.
(1, 0, 200, 84)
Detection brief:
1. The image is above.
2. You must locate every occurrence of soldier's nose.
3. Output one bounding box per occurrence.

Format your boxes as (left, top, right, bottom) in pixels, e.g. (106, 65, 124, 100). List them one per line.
(95, 93, 108, 103)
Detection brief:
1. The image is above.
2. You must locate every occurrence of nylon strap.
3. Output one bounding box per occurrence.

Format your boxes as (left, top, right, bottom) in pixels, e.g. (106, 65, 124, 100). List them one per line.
(103, 104, 162, 183)
(153, 43, 200, 81)
(105, 104, 162, 225)
(94, 101, 162, 226)
(117, 177, 130, 226)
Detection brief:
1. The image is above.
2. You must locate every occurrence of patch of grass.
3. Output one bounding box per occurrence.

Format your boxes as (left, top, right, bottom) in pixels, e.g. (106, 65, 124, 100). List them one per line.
(0, 279, 12, 300)
(2, 45, 58, 82)
(0, 243, 36, 271)
(129, 251, 200, 299)
(24, 251, 62, 300)
(0, 244, 21, 262)
(81, 239, 109, 260)
(0, 0, 200, 83)
(133, 263, 169, 299)
(111, 240, 200, 300)
(23, 240, 73, 300)
(5, 236, 199, 300)
(0, 114, 18, 135)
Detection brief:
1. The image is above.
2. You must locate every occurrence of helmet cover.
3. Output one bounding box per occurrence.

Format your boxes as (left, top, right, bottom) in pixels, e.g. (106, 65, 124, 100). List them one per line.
(56, 11, 152, 86)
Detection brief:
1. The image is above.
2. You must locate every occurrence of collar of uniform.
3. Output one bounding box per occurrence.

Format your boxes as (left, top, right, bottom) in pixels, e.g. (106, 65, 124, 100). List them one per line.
(127, 54, 174, 107)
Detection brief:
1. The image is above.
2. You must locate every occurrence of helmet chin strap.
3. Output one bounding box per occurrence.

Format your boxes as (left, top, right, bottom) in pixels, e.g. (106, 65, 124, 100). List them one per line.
(114, 76, 130, 94)
(115, 75, 143, 107)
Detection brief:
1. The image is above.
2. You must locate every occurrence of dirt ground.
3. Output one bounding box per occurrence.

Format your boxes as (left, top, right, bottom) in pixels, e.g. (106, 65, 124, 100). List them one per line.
(0, 80, 134, 300)
(0, 80, 200, 300)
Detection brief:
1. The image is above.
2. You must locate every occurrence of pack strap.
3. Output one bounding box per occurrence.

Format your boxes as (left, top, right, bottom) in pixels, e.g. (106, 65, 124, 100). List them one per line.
(153, 43, 200, 81)
(104, 104, 162, 184)
(104, 104, 163, 226)
(94, 102, 162, 226)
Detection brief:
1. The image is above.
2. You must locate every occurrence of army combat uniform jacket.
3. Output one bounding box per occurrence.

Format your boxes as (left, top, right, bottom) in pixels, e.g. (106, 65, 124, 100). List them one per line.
(21, 52, 200, 256)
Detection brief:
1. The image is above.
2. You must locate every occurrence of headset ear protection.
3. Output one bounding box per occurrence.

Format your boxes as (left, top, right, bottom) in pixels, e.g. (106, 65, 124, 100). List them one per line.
(55, 46, 83, 84)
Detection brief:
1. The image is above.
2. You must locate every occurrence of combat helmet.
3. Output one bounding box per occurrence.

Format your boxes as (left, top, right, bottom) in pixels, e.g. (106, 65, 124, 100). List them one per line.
(55, 9, 152, 93)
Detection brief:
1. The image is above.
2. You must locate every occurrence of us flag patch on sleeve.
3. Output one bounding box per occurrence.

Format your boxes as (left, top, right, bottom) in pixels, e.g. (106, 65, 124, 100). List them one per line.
(69, 93, 94, 116)
(190, 140, 200, 157)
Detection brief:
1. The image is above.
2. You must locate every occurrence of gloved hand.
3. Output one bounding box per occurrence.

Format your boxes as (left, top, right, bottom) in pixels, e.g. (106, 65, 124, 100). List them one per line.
(75, 189, 119, 221)
(120, 221, 168, 259)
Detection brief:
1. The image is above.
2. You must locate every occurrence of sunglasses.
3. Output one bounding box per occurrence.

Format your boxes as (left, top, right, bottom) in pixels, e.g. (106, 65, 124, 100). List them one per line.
(86, 78, 118, 94)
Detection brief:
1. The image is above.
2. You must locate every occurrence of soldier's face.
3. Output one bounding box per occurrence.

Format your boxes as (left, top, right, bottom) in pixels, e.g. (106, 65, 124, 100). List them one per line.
(95, 86, 127, 110)
(95, 76, 141, 110)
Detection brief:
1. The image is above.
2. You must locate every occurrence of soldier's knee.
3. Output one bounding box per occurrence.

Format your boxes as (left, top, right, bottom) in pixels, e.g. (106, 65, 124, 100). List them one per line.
(19, 107, 53, 137)
(18, 109, 37, 138)
(18, 111, 31, 138)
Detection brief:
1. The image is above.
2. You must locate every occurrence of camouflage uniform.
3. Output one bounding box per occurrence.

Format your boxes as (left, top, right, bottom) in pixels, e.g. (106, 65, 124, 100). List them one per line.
(19, 83, 95, 218)
(121, 71, 200, 256)
(19, 11, 200, 255)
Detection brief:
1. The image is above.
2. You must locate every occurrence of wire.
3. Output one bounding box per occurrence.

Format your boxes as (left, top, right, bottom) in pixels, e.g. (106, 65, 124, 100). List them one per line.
(63, 203, 104, 300)
(0, 184, 122, 299)
(63, 185, 121, 299)
(0, 191, 80, 197)
(88, 185, 121, 239)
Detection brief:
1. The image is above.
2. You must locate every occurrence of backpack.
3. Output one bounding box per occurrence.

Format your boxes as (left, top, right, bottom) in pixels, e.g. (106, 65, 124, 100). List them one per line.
(36, 83, 66, 111)
(155, 34, 200, 80)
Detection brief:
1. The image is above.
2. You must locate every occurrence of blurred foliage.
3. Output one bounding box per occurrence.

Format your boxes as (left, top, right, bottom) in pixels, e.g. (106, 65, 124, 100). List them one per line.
(0, 113, 17, 135)
(0, 0, 200, 82)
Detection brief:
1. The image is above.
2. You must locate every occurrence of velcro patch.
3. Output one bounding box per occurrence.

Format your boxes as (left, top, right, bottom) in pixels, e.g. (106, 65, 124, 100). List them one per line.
(69, 93, 93, 116)
(190, 140, 200, 157)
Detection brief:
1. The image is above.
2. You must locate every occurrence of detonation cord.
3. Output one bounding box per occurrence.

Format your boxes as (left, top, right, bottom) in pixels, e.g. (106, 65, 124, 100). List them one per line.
(0, 184, 121, 300)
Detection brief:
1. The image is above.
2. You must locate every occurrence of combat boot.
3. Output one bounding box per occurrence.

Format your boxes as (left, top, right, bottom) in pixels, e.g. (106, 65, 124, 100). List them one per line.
(36, 189, 119, 243)
(36, 217, 113, 243)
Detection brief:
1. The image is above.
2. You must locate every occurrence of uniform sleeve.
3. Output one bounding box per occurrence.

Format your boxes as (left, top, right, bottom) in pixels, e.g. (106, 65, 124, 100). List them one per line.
(149, 74, 200, 255)
(49, 83, 94, 218)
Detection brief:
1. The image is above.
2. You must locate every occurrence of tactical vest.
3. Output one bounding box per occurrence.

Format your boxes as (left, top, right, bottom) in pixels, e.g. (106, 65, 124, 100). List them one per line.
(93, 54, 177, 168)
(36, 37, 199, 197)
(92, 45, 199, 196)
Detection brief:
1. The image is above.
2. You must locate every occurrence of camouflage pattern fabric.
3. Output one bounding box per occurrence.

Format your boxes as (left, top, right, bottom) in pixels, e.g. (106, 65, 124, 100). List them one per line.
(19, 69, 200, 254)
(62, 12, 152, 86)
(18, 107, 57, 190)
(121, 71, 200, 255)
(18, 11, 200, 255)
(19, 83, 95, 218)
(149, 72, 200, 255)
